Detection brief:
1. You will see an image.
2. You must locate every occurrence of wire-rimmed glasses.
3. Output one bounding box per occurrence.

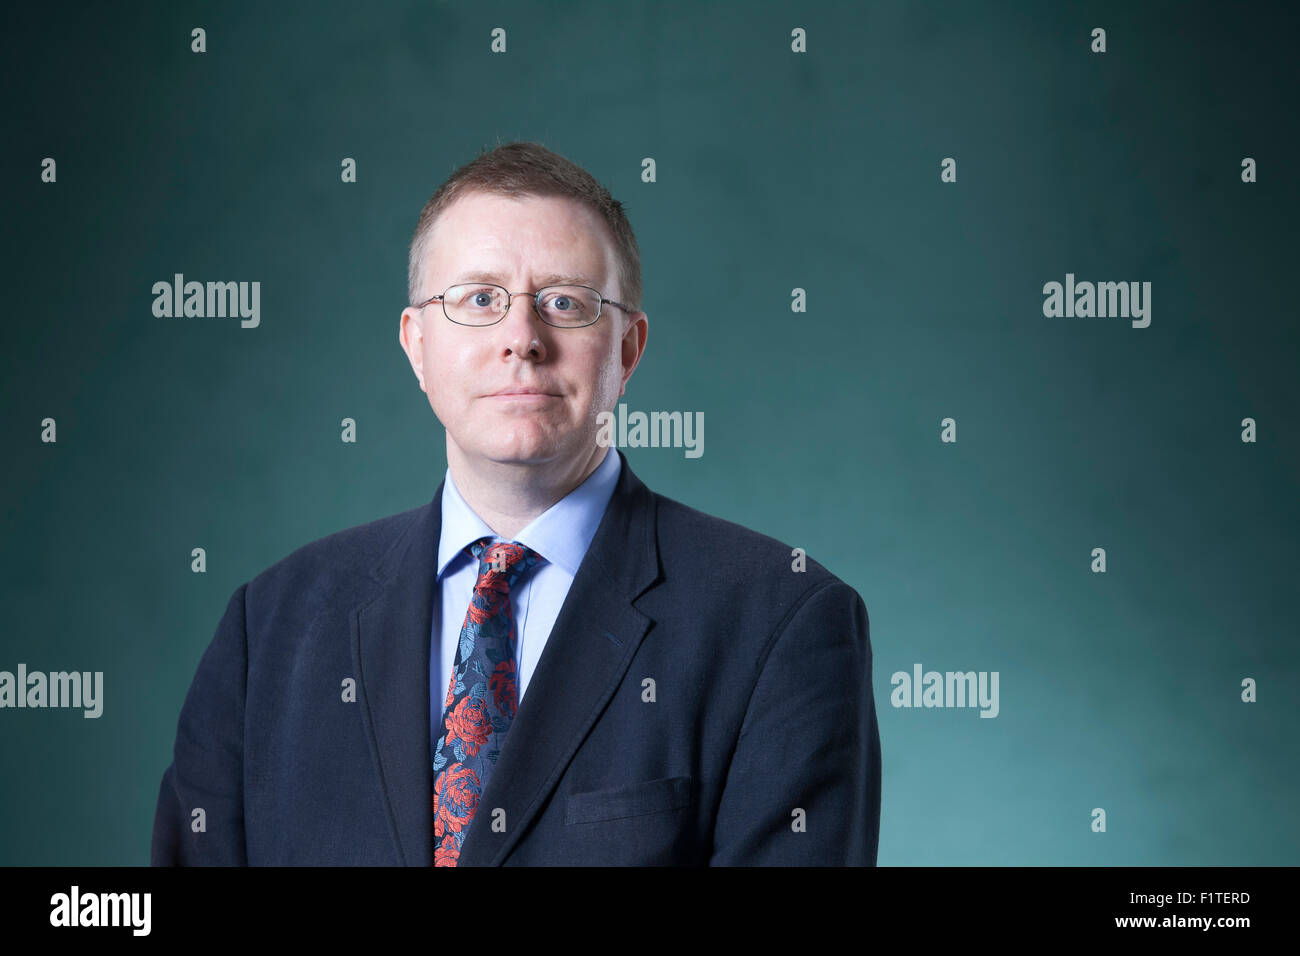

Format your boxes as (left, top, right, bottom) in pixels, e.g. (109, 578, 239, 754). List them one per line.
(412, 283, 632, 328)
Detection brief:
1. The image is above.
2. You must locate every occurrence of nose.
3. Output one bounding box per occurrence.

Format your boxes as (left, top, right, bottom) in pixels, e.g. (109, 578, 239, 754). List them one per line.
(497, 291, 547, 360)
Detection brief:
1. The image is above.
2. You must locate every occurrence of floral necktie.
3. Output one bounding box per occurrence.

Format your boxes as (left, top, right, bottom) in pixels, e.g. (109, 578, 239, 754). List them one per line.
(432, 537, 542, 866)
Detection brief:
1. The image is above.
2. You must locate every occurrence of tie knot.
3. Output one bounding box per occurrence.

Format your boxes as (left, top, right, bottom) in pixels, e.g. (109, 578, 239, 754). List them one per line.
(467, 537, 542, 588)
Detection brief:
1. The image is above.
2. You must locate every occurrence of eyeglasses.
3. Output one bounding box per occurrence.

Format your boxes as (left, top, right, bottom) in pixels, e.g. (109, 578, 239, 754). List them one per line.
(412, 283, 633, 328)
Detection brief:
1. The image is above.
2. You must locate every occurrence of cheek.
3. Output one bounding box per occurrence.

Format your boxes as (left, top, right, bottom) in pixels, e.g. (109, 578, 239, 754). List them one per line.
(424, 339, 474, 392)
(591, 346, 625, 396)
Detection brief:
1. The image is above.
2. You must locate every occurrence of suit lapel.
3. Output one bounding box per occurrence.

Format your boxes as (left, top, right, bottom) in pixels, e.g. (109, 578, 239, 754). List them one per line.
(458, 450, 661, 865)
(352, 484, 443, 866)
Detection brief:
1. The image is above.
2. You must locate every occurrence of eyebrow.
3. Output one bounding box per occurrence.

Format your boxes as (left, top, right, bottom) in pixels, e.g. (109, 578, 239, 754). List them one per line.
(456, 271, 597, 288)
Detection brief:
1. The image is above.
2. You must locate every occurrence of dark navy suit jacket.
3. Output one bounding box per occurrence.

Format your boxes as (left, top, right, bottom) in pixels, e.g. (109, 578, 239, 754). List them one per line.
(151, 450, 881, 865)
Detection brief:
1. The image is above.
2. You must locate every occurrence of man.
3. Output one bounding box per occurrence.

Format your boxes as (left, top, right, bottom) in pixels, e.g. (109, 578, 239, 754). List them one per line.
(151, 142, 881, 866)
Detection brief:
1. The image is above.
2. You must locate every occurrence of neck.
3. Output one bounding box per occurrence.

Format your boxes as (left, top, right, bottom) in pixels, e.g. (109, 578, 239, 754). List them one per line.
(447, 442, 610, 540)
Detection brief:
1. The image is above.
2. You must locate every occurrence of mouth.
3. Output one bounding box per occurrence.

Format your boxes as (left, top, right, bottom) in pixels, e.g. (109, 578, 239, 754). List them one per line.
(485, 390, 560, 402)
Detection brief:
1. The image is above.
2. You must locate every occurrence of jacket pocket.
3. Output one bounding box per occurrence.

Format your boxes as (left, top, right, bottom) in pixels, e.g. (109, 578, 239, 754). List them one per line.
(564, 774, 692, 825)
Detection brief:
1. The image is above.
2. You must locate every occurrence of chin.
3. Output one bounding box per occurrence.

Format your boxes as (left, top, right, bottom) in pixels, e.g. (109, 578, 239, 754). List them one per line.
(453, 414, 579, 463)
(474, 438, 563, 465)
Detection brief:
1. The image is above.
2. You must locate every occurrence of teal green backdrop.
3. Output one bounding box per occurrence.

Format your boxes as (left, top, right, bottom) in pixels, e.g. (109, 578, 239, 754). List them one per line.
(2, 0, 1296, 865)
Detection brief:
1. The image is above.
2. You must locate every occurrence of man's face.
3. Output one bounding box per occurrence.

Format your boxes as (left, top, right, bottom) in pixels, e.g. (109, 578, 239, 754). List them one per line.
(399, 190, 647, 472)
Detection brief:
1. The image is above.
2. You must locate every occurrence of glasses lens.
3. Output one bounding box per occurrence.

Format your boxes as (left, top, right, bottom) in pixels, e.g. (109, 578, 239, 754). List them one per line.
(537, 286, 600, 326)
(443, 284, 507, 325)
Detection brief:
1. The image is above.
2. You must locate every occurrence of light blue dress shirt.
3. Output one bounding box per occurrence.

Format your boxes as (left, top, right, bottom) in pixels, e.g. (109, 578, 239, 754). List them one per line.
(430, 447, 622, 747)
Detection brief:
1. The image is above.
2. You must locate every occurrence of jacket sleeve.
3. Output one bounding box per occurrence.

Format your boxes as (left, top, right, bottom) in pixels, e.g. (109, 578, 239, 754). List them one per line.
(710, 578, 881, 865)
(151, 582, 250, 865)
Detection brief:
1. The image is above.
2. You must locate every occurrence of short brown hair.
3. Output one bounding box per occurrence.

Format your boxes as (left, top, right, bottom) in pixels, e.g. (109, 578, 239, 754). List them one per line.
(407, 141, 642, 316)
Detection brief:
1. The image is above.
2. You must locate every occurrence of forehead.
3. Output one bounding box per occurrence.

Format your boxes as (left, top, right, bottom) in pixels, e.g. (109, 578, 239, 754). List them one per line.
(425, 191, 616, 287)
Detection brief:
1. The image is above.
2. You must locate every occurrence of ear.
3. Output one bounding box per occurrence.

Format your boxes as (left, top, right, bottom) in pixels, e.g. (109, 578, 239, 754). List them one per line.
(619, 310, 649, 395)
(399, 307, 427, 392)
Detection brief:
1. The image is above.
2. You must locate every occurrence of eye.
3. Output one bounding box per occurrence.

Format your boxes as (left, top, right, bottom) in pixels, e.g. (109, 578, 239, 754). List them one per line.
(451, 285, 499, 308)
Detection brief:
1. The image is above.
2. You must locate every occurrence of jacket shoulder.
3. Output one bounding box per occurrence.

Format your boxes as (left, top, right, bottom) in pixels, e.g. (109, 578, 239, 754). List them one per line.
(649, 489, 850, 596)
(244, 500, 428, 605)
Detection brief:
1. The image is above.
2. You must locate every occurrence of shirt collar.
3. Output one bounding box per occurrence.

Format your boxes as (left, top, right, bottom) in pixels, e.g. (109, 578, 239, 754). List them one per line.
(436, 448, 622, 579)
